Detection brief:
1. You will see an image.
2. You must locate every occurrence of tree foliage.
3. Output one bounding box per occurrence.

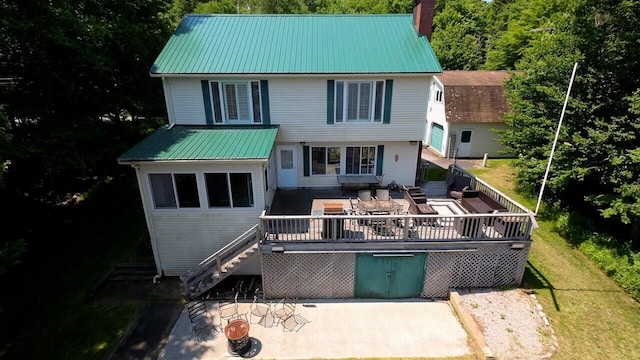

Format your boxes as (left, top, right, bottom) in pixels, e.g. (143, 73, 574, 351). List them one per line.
(498, 0, 640, 245)
(430, 0, 489, 70)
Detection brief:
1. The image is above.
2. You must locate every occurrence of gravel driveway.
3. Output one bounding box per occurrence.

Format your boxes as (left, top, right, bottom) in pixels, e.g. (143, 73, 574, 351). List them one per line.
(458, 288, 557, 359)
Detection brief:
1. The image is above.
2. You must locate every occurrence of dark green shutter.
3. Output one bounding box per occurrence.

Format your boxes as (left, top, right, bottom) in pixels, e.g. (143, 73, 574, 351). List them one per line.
(303, 146, 310, 177)
(201, 80, 214, 125)
(376, 145, 384, 176)
(260, 80, 270, 125)
(327, 80, 334, 124)
(383, 79, 393, 124)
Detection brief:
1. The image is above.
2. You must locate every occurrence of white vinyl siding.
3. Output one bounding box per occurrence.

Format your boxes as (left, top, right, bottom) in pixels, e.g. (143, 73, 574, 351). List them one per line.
(136, 162, 267, 275)
(164, 78, 207, 125)
(268, 77, 430, 142)
(294, 141, 419, 188)
(447, 122, 513, 158)
(162, 76, 431, 140)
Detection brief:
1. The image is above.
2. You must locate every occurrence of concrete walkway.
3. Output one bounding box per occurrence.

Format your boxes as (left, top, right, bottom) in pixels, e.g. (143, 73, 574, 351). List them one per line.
(159, 299, 471, 360)
(421, 146, 483, 170)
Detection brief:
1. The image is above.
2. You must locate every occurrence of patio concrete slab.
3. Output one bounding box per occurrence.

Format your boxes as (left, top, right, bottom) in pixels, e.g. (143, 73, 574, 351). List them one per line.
(159, 299, 471, 359)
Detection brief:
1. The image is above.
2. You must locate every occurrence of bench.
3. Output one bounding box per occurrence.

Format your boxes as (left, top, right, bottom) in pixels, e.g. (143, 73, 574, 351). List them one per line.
(460, 190, 507, 222)
(337, 175, 381, 194)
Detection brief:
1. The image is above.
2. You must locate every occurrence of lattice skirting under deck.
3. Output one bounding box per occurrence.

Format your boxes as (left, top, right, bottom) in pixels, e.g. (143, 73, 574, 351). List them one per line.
(262, 253, 355, 298)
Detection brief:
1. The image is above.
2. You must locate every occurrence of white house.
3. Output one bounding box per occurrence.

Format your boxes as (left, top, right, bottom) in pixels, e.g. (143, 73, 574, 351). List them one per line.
(119, 4, 442, 277)
(119, 1, 533, 300)
(425, 71, 512, 158)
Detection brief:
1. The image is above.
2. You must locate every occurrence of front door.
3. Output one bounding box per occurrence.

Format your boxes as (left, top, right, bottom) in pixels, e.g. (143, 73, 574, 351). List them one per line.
(457, 130, 472, 158)
(355, 253, 427, 298)
(277, 145, 297, 188)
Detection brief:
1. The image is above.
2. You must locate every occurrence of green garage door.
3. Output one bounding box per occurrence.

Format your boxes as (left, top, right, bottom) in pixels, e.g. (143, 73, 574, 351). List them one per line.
(430, 123, 444, 153)
(355, 254, 427, 298)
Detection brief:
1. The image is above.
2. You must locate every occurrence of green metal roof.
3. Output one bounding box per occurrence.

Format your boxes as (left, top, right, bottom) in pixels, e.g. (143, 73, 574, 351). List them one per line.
(118, 126, 279, 162)
(150, 14, 442, 75)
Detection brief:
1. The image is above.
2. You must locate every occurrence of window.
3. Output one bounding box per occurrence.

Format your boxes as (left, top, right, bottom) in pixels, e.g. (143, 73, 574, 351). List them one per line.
(461, 130, 472, 143)
(335, 81, 385, 123)
(210, 81, 262, 123)
(149, 173, 199, 209)
(434, 89, 443, 103)
(205, 172, 254, 208)
(149, 174, 176, 208)
(311, 147, 341, 175)
(345, 146, 375, 174)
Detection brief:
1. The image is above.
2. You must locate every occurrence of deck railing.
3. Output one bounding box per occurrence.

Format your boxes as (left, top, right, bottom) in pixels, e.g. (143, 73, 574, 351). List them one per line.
(259, 212, 533, 243)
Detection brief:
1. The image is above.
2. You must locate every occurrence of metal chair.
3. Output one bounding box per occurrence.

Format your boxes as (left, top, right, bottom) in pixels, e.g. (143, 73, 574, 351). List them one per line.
(218, 292, 240, 326)
(273, 298, 297, 325)
(249, 295, 271, 325)
(281, 313, 311, 332)
(186, 301, 217, 341)
(376, 188, 390, 201)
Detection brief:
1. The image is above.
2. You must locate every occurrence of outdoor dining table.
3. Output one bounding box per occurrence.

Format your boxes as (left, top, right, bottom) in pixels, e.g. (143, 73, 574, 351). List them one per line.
(353, 199, 403, 214)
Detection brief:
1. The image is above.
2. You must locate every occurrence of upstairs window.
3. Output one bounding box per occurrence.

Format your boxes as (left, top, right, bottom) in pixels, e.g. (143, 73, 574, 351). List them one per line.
(149, 173, 200, 209)
(335, 80, 385, 123)
(210, 81, 262, 124)
(434, 89, 443, 103)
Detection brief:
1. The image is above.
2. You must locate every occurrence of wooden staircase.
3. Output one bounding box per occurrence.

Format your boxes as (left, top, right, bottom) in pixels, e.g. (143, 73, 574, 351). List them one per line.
(180, 224, 260, 300)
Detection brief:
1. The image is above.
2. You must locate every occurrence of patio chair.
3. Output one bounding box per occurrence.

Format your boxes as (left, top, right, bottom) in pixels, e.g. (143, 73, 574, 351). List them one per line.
(249, 295, 271, 325)
(273, 298, 297, 325)
(376, 188, 390, 201)
(358, 190, 371, 201)
(186, 301, 217, 341)
(218, 293, 240, 326)
(281, 313, 311, 332)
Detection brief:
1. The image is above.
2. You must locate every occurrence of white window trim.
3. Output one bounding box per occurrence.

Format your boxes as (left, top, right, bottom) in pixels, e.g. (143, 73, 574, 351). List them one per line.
(334, 80, 385, 124)
(210, 80, 262, 124)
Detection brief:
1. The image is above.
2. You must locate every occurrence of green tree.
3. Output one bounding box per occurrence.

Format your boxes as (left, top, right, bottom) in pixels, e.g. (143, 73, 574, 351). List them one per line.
(498, 0, 640, 245)
(430, 0, 490, 70)
(483, 0, 576, 70)
(194, 0, 238, 13)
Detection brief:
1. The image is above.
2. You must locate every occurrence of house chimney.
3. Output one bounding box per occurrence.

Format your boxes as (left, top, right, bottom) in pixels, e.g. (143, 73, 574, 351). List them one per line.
(413, 0, 435, 40)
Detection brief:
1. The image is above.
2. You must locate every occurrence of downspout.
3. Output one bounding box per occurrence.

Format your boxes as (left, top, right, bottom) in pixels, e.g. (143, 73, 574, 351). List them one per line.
(132, 164, 164, 283)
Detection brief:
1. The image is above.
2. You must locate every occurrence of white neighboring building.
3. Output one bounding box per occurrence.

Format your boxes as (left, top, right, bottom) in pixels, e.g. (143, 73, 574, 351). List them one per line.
(425, 71, 512, 158)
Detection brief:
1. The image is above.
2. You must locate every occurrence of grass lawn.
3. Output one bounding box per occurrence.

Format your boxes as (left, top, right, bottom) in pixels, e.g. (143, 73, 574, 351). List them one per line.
(470, 159, 640, 359)
(0, 176, 146, 359)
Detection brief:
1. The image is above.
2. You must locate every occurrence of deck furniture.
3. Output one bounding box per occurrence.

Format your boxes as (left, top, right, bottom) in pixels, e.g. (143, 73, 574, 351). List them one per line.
(447, 175, 472, 199)
(337, 174, 381, 194)
(460, 190, 507, 214)
(186, 301, 216, 341)
(282, 313, 311, 332)
(353, 199, 403, 214)
(273, 298, 297, 325)
(375, 188, 390, 201)
(358, 189, 371, 201)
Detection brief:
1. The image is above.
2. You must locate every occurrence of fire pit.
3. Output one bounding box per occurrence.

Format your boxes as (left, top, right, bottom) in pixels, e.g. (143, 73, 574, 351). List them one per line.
(224, 319, 251, 355)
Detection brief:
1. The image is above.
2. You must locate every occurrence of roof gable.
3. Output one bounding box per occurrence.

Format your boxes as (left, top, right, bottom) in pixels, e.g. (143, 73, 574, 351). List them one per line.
(151, 14, 442, 75)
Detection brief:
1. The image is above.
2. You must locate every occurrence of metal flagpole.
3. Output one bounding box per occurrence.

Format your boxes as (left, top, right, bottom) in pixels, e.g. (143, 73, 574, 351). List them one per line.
(535, 62, 579, 215)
